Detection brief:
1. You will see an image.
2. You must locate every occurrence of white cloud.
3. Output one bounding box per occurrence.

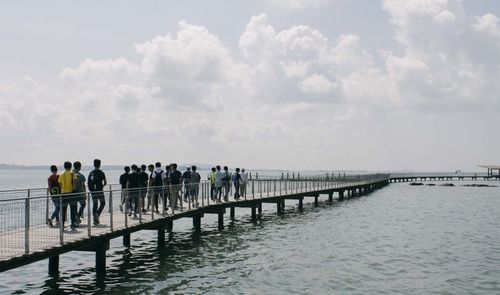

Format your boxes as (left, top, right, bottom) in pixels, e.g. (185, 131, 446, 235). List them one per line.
(298, 74, 336, 94)
(269, 0, 331, 10)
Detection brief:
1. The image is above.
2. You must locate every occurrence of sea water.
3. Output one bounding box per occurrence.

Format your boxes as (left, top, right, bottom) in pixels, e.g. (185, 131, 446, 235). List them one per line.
(0, 170, 499, 294)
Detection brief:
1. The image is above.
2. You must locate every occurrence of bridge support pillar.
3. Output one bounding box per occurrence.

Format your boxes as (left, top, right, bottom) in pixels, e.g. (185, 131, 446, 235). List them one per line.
(123, 233, 131, 247)
(328, 192, 333, 203)
(258, 202, 262, 216)
(339, 191, 344, 201)
(48, 255, 59, 277)
(298, 197, 303, 211)
(277, 201, 282, 215)
(230, 207, 235, 219)
(166, 220, 173, 232)
(251, 206, 257, 222)
(158, 225, 166, 248)
(314, 195, 319, 206)
(218, 212, 224, 230)
(95, 241, 109, 282)
(193, 215, 202, 231)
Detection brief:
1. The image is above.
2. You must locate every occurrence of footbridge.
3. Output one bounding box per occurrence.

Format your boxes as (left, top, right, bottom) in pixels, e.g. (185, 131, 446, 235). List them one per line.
(0, 174, 389, 279)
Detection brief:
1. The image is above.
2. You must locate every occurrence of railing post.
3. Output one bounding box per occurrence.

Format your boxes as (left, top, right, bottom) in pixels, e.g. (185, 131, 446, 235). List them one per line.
(259, 181, 262, 198)
(109, 186, 113, 232)
(87, 192, 92, 237)
(45, 189, 49, 226)
(25, 190, 30, 254)
(59, 194, 64, 245)
(124, 189, 128, 228)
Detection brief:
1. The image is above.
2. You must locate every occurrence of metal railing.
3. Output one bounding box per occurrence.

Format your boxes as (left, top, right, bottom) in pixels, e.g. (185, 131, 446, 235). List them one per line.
(389, 172, 490, 179)
(0, 174, 389, 261)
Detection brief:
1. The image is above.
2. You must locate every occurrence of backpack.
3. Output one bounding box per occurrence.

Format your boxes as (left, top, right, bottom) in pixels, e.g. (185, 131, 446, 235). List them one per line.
(153, 170, 164, 187)
(223, 172, 230, 182)
(191, 172, 201, 183)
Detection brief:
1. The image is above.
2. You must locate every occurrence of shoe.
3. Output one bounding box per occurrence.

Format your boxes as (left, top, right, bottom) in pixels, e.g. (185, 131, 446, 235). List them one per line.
(119, 204, 123, 212)
(70, 224, 77, 229)
(155, 210, 160, 214)
(47, 219, 53, 227)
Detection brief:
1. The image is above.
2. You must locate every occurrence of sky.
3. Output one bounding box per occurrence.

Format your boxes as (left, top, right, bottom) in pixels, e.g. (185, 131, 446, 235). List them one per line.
(1, 0, 500, 172)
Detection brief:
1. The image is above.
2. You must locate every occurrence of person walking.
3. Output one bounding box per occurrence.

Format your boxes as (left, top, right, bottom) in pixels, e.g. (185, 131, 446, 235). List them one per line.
(119, 166, 130, 212)
(232, 168, 242, 200)
(147, 164, 155, 211)
(88, 159, 107, 225)
(47, 165, 61, 227)
(182, 166, 192, 203)
(126, 165, 141, 218)
(58, 161, 76, 229)
(190, 166, 201, 207)
(222, 166, 232, 202)
(73, 161, 86, 226)
(208, 167, 216, 201)
(240, 168, 248, 198)
(169, 163, 182, 210)
(215, 165, 223, 203)
(139, 165, 149, 213)
(151, 162, 166, 213)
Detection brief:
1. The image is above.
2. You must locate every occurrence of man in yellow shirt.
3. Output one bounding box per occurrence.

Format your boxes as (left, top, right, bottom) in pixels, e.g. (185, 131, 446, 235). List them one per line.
(58, 161, 77, 229)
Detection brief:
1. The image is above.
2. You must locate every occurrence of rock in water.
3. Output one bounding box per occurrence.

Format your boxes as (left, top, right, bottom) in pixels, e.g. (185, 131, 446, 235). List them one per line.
(410, 182, 424, 186)
(439, 183, 455, 187)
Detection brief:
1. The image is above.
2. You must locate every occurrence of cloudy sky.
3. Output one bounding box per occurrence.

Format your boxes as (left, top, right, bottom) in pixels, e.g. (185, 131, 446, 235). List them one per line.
(1, 0, 499, 171)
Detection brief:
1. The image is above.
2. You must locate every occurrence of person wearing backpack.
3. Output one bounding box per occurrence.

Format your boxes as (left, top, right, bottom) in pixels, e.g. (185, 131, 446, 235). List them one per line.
(88, 159, 107, 225)
(47, 165, 61, 227)
(151, 162, 166, 213)
(232, 168, 242, 200)
(73, 161, 86, 226)
(190, 165, 201, 207)
(222, 166, 232, 202)
(169, 163, 182, 210)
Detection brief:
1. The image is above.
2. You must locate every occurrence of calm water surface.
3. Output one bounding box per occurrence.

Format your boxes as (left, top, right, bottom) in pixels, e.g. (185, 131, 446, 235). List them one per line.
(0, 175, 499, 294)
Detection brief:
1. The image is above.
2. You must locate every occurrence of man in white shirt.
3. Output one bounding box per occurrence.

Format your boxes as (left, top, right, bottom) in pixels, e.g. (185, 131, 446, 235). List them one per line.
(240, 168, 248, 198)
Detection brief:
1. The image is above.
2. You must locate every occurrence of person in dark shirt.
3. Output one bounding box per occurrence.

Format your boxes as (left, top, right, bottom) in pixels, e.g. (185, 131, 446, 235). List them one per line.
(147, 164, 154, 211)
(47, 165, 61, 227)
(139, 165, 149, 213)
(88, 159, 107, 225)
(169, 163, 182, 210)
(182, 167, 192, 203)
(119, 166, 130, 212)
(126, 164, 141, 218)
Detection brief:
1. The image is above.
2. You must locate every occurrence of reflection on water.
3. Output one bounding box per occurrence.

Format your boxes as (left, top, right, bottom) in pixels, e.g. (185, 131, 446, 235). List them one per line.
(0, 181, 500, 294)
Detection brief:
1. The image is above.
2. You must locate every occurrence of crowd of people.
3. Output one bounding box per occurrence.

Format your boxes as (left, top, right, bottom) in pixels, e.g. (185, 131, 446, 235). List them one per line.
(47, 159, 249, 229)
